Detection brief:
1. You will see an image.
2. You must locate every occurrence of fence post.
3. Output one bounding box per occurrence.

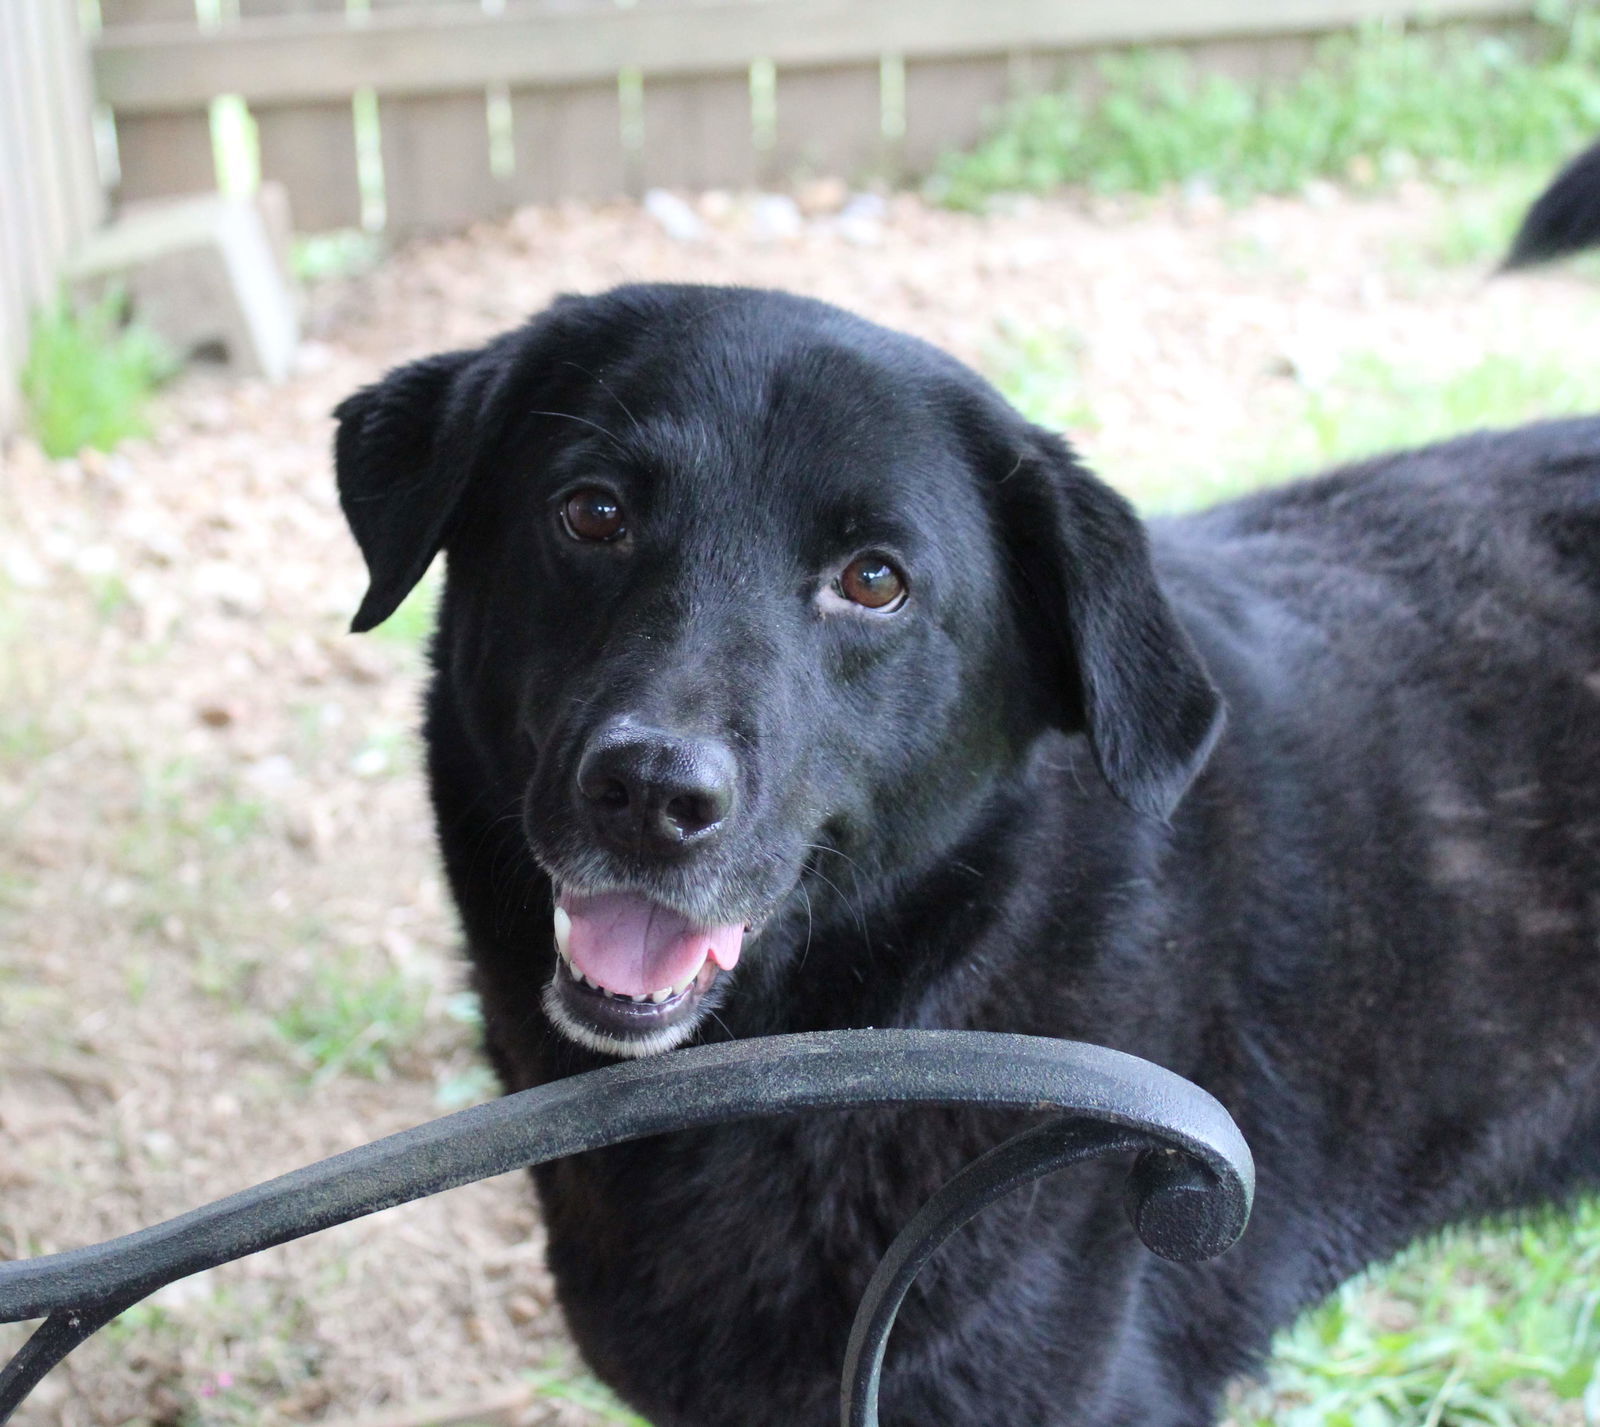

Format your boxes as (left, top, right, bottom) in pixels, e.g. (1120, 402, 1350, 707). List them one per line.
(0, 0, 104, 435)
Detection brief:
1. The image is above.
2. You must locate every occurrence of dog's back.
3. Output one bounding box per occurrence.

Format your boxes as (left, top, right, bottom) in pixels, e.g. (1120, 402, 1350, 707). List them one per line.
(1153, 416, 1600, 1271)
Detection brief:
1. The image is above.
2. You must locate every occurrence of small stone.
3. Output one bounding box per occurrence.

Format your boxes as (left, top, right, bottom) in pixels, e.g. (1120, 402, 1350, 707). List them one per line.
(837, 216, 884, 247)
(72, 543, 118, 578)
(841, 192, 887, 221)
(750, 193, 803, 241)
(1302, 179, 1341, 209)
(795, 177, 849, 215)
(245, 754, 296, 791)
(151, 1268, 215, 1309)
(696, 189, 735, 223)
(352, 745, 391, 778)
(2, 545, 48, 589)
(644, 189, 707, 243)
(506, 1292, 543, 1325)
(833, 192, 888, 246)
(193, 560, 266, 615)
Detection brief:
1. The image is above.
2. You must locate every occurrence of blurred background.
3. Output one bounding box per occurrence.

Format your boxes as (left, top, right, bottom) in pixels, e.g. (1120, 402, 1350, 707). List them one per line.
(2, 2, 1600, 1424)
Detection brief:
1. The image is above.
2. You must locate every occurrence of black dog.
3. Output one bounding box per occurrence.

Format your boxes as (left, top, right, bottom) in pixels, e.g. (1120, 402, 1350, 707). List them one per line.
(333, 149, 1600, 1426)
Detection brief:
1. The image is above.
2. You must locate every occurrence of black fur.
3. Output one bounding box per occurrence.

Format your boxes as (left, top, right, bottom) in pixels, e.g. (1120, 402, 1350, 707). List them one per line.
(332, 161, 1600, 1425)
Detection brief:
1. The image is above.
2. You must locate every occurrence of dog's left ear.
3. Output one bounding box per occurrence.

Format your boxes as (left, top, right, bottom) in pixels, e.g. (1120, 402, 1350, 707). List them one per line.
(997, 428, 1224, 820)
(333, 347, 496, 633)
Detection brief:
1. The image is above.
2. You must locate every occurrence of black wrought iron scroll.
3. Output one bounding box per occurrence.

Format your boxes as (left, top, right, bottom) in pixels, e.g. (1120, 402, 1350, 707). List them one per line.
(0, 1029, 1254, 1427)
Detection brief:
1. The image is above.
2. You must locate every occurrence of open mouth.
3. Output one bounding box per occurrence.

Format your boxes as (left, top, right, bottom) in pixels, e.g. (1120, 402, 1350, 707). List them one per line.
(543, 888, 747, 1058)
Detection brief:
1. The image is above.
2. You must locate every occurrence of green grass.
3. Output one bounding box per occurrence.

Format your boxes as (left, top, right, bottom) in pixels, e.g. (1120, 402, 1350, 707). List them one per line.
(368, 570, 439, 647)
(991, 337, 1600, 514)
(292, 228, 385, 284)
(271, 952, 432, 1084)
(22, 291, 175, 458)
(1398, 173, 1600, 282)
(984, 323, 1098, 437)
(1424, 175, 1550, 269)
(523, 1363, 653, 1425)
(1236, 1201, 1600, 1427)
(932, 10, 1600, 211)
(1258, 349, 1600, 488)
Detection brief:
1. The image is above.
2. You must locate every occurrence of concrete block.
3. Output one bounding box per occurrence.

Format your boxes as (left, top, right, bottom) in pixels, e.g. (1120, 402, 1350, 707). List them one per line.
(67, 186, 301, 382)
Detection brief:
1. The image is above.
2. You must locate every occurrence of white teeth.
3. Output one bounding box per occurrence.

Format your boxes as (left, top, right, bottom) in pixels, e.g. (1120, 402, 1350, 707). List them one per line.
(649, 987, 673, 1003)
(553, 906, 572, 960)
(568, 960, 582, 981)
(582, 973, 601, 991)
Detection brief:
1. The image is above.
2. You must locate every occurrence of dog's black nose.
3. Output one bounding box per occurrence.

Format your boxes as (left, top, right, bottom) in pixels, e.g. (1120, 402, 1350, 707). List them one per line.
(576, 721, 737, 854)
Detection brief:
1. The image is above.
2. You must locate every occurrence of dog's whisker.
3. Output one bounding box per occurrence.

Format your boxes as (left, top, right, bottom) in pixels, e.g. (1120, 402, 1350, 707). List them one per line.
(524, 408, 629, 455)
(795, 877, 815, 975)
(559, 360, 648, 446)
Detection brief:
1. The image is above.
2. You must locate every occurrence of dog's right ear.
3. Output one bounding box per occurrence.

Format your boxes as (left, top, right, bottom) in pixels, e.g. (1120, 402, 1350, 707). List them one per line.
(333, 348, 489, 633)
(993, 427, 1225, 821)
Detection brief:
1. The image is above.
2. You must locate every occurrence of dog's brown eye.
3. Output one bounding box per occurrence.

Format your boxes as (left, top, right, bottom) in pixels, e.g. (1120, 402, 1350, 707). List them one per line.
(562, 488, 627, 543)
(837, 555, 907, 611)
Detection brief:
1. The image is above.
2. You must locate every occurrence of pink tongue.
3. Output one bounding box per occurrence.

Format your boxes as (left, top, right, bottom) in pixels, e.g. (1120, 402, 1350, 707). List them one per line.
(560, 891, 744, 998)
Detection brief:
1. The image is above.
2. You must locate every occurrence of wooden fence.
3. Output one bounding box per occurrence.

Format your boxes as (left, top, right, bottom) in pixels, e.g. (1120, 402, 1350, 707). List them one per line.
(0, 0, 103, 435)
(91, 0, 1542, 239)
(0, 0, 1549, 433)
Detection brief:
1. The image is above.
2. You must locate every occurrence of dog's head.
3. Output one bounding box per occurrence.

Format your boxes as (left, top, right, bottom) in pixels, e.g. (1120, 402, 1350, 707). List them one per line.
(334, 286, 1221, 1057)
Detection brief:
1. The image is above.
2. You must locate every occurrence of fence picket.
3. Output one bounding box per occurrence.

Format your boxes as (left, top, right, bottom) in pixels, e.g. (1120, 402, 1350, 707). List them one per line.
(507, 79, 628, 207)
(4, 0, 55, 301)
(505, 0, 626, 209)
(42, 0, 105, 241)
(241, 0, 362, 232)
(901, 54, 1013, 177)
(373, 0, 500, 235)
(20, 0, 74, 269)
(625, 0, 757, 195)
(639, 71, 758, 193)
(99, 0, 215, 204)
(771, 62, 885, 185)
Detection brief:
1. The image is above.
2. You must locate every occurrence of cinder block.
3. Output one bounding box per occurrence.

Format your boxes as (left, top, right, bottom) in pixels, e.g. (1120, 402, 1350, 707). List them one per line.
(67, 186, 301, 382)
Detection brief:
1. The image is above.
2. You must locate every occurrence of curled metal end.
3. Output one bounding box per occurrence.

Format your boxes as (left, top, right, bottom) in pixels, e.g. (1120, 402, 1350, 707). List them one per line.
(1125, 1146, 1241, 1262)
(842, 1120, 1251, 1427)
